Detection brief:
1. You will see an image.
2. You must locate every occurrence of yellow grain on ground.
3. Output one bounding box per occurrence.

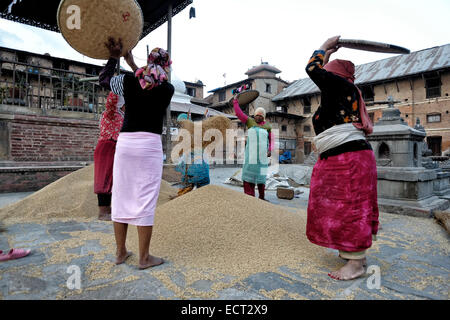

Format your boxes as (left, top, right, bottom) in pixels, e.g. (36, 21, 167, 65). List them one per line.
(150, 185, 323, 277)
(7, 166, 448, 299)
(0, 164, 177, 224)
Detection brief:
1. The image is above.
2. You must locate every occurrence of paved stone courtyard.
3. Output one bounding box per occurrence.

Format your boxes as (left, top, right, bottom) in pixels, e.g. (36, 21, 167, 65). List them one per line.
(0, 167, 449, 300)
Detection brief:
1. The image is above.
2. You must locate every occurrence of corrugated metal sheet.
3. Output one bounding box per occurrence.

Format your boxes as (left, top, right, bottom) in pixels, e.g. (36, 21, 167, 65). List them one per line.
(170, 102, 236, 119)
(273, 43, 450, 102)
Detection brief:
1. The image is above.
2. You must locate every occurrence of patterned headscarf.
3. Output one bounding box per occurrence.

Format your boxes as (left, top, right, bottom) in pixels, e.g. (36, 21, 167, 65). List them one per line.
(324, 59, 373, 135)
(135, 47, 172, 90)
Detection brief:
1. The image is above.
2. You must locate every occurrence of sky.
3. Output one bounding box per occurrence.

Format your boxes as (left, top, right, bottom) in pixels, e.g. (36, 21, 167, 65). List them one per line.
(0, 0, 449, 94)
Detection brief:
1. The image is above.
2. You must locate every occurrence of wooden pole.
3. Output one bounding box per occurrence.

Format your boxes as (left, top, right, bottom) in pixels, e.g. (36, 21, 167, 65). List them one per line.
(165, 3, 173, 163)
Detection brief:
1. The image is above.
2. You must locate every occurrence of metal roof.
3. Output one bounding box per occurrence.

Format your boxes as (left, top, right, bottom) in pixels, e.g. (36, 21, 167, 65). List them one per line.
(0, 0, 192, 38)
(273, 43, 450, 102)
(170, 102, 237, 119)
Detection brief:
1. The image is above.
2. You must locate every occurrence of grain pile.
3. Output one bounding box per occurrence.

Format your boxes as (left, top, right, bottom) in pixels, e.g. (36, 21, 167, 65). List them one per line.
(0, 164, 177, 224)
(0, 168, 336, 298)
(178, 116, 232, 149)
(434, 211, 450, 235)
(150, 185, 323, 276)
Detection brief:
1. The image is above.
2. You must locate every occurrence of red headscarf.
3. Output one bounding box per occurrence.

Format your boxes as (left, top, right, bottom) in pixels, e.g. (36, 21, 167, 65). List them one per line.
(324, 59, 373, 135)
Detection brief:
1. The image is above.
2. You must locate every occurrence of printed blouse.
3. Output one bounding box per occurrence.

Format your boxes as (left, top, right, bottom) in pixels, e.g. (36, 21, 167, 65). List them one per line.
(305, 50, 362, 135)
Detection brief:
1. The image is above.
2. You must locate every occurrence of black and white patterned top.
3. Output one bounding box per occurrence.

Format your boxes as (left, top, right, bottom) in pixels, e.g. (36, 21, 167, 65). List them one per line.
(99, 58, 174, 135)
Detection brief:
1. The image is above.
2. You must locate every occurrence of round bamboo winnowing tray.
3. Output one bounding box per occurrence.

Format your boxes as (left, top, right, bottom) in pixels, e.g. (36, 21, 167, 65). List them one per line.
(57, 0, 143, 59)
(228, 90, 260, 107)
(337, 39, 410, 54)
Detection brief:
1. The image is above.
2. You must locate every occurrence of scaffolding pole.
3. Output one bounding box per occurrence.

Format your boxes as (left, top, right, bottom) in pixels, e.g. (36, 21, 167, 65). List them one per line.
(165, 4, 173, 163)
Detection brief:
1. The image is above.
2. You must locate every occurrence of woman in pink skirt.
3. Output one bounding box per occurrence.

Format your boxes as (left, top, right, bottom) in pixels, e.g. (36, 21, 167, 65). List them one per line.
(100, 38, 174, 270)
(305, 36, 379, 280)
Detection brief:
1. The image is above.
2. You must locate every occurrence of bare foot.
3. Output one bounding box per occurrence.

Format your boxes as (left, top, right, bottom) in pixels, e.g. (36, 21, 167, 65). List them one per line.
(139, 255, 164, 270)
(98, 213, 111, 221)
(115, 251, 132, 265)
(329, 259, 366, 281)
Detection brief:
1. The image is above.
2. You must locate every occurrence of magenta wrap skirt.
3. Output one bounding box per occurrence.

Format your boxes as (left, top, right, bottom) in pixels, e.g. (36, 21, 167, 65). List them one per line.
(306, 149, 379, 252)
(93, 139, 116, 194)
(111, 132, 163, 226)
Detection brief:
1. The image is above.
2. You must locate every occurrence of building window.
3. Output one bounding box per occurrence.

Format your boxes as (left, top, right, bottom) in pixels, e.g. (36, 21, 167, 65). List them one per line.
(218, 91, 226, 102)
(276, 105, 288, 113)
(281, 125, 287, 132)
(304, 125, 311, 133)
(304, 106, 311, 114)
(425, 72, 441, 98)
(427, 113, 441, 123)
(16, 52, 28, 63)
(302, 96, 311, 114)
(362, 86, 374, 101)
(360, 85, 374, 102)
(53, 60, 69, 70)
(265, 83, 272, 93)
(304, 142, 312, 156)
(186, 87, 196, 97)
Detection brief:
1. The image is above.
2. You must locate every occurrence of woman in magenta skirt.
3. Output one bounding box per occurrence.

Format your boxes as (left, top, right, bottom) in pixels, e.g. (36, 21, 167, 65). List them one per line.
(100, 38, 174, 270)
(306, 36, 379, 280)
(93, 92, 124, 221)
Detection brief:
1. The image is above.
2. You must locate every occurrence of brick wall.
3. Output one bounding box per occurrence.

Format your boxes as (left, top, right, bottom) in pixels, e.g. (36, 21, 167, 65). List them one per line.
(0, 166, 84, 192)
(3, 114, 99, 162)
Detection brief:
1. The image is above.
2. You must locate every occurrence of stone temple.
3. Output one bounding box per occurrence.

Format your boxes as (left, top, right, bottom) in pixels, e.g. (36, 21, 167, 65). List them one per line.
(367, 97, 450, 217)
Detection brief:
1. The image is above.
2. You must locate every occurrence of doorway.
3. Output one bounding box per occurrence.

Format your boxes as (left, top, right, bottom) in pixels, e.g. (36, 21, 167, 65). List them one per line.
(427, 136, 442, 156)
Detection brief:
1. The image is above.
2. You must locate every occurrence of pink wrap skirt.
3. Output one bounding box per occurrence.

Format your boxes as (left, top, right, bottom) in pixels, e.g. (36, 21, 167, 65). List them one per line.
(306, 149, 379, 252)
(111, 132, 163, 226)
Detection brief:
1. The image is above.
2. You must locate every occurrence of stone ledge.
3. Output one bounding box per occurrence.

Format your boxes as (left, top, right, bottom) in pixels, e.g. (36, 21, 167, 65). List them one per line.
(377, 167, 437, 181)
(378, 196, 449, 218)
(0, 166, 86, 173)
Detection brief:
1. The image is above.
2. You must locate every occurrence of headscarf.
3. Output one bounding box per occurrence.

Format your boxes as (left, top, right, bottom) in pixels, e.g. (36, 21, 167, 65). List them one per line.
(324, 59, 373, 135)
(177, 113, 190, 122)
(135, 47, 172, 90)
(254, 107, 266, 119)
